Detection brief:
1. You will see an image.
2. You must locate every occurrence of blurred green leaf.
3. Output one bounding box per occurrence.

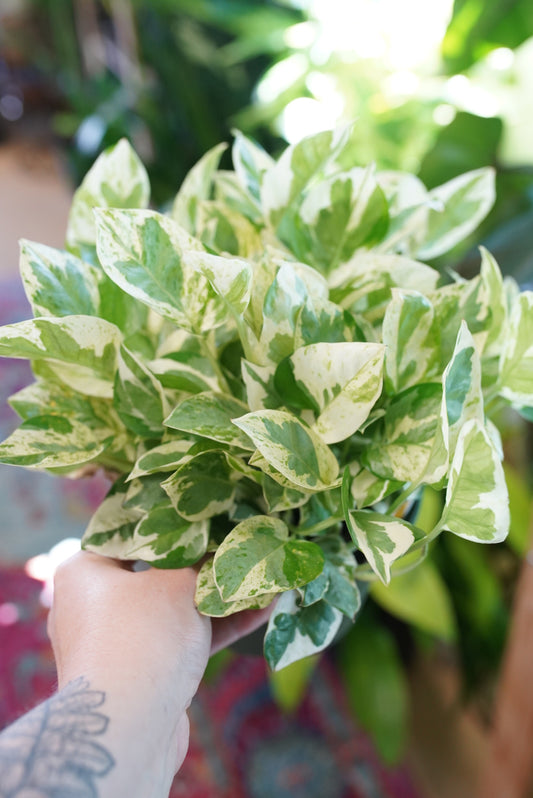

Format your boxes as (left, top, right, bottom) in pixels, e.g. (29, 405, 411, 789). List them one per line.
(337, 611, 408, 765)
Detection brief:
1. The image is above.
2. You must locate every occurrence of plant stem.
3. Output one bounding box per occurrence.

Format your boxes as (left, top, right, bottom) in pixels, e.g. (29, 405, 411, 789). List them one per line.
(388, 483, 416, 515)
(201, 332, 231, 394)
(292, 515, 344, 537)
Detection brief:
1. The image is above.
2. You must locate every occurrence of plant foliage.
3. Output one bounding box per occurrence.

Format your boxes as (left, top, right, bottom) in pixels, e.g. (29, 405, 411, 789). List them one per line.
(1, 128, 531, 672)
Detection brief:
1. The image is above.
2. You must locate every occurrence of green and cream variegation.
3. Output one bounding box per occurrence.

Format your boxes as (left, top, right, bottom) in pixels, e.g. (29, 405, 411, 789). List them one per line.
(0, 129, 526, 670)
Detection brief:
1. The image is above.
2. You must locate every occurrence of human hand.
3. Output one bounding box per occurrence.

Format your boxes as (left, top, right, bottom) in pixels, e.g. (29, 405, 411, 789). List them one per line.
(47, 551, 272, 795)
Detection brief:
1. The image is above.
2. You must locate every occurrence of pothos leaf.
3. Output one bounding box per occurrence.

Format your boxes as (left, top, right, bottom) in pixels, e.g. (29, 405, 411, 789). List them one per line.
(164, 392, 253, 450)
(95, 209, 226, 334)
(0, 315, 121, 398)
(264, 590, 344, 671)
(19, 240, 101, 318)
(441, 418, 509, 544)
(275, 341, 385, 444)
(0, 414, 113, 469)
(67, 138, 150, 257)
(123, 503, 208, 568)
(172, 142, 227, 232)
(232, 409, 339, 491)
(347, 511, 420, 584)
(213, 515, 324, 602)
(161, 450, 238, 521)
(195, 558, 276, 617)
(113, 345, 167, 437)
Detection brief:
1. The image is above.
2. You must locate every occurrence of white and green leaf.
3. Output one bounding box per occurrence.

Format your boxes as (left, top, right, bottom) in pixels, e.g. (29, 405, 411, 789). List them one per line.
(172, 142, 227, 231)
(498, 291, 533, 407)
(347, 510, 419, 584)
(214, 515, 324, 602)
(441, 418, 509, 543)
(264, 590, 344, 671)
(162, 450, 238, 521)
(416, 168, 495, 260)
(164, 392, 253, 450)
(382, 290, 437, 394)
(114, 345, 167, 437)
(123, 504, 208, 568)
(19, 240, 101, 318)
(67, 138, 150, 256)
(127, 439, 193, 480)
(195, 558, 276, 617)
(0, 315, 121, 398)
(276, 341, 385, 443)
(95, 209, 226, 333)
(233, 409, 339, 491)
(0, 414, 113, 469)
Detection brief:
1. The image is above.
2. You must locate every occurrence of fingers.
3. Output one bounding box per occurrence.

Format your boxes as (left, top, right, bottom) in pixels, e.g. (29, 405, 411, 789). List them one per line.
(210, 603, 275, 655)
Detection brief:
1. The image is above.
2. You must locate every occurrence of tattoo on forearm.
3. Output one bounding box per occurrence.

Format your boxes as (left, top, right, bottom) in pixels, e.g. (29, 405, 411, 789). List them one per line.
(0, 676, 115, 797)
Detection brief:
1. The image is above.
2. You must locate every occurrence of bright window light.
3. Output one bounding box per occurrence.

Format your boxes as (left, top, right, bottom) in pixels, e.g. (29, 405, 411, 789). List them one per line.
(486, 47, 515, 71)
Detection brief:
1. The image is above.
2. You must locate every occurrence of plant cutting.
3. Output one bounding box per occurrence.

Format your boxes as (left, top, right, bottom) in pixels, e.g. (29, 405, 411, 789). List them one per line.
(0, 128, 531, 672)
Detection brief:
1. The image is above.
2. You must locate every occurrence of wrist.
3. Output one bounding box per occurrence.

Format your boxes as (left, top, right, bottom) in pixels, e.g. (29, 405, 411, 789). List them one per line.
(58, 671, 190, 792)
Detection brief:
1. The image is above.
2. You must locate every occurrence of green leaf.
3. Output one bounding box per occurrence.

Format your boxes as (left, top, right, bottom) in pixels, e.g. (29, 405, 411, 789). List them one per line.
(416, 168, 495, 260)
(337, 613, 408, 764)
(443, 321, 484, 455)
(261, 126, 353, 226)
(186, 249, 252, 316)
(310, 537, 361, 620)
(82, 482, 143, 554)
(264, 590, 344, 671)
(241, 359, 279, 411)
(123, 474, 168, 513)
(19, 240, 101, 318)
(113, 345, 166, 437)
(8, 380, 111, 427)
(262, 473, 310, 512)
(162, 450, 237, 521)
(124, 504, 208, 568)
(382, 290, 437, 394)
(172, 142, 227, 231)
(214, 515, 324, 602)
(127, 440, 193, 479)
(364, 382, 444, 484)
(233, 130, 274, 204)
(347, 510, 419, 584)
(479, 247, 506, 356)
(350, 466, 403, 509)
(149, 357, 217, 394)
(0, 414, 113, 469)
(499, 291, 533, 407)
(279, 167, 389, 272)
(0, 315, 121, 398)
(503, 462, 532, 558)
(95, 209, 226, 333)
(195, 558, 276, 617)
(371, 558, 456, 641)
(232, 409, 339, 491)
(67, 139, 150, 257)
(195, 201, 262, 257)
(268, 655, 320, 714)
(259, 263, 307, 363)
(441, 418, 509, 543)
(276, 342, 385, 444)
(164, 392, 253, 450)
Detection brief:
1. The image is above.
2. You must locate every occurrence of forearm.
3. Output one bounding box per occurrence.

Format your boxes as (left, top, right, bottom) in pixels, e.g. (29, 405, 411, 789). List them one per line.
(0, 674, 188, 798)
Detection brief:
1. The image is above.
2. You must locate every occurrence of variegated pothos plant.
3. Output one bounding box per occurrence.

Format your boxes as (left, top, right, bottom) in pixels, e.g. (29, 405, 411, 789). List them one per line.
(0, 128, 531, 670)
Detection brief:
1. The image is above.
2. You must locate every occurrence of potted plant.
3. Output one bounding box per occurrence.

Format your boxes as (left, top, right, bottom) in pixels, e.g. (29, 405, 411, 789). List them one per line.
(0, 127, 531, 672)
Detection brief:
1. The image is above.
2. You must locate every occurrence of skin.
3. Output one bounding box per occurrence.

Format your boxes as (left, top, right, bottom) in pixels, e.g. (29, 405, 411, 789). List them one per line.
(0, 551, 273, 798)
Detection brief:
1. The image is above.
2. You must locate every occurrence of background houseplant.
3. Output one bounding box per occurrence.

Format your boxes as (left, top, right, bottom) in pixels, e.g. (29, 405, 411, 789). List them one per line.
(0, 128, 530, 682)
